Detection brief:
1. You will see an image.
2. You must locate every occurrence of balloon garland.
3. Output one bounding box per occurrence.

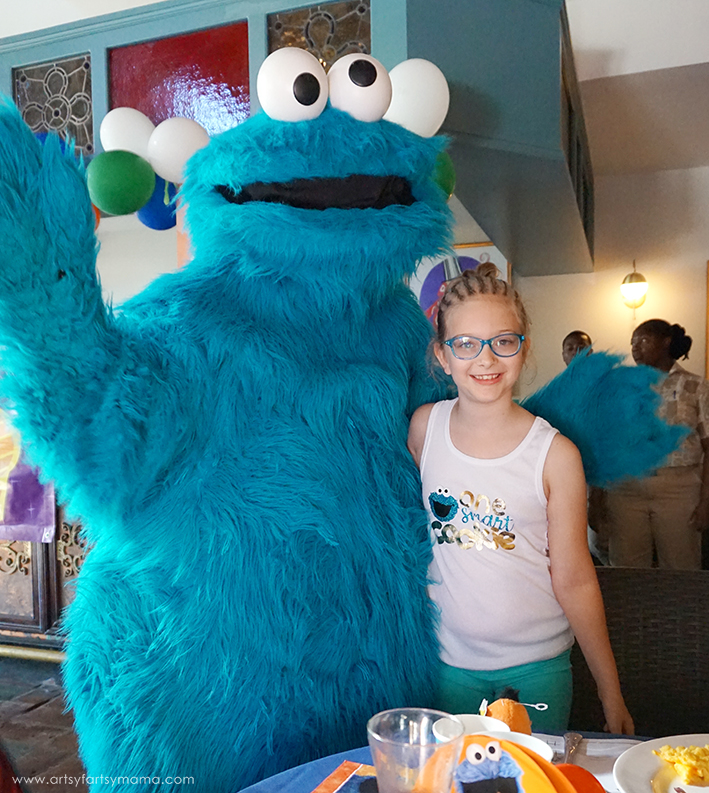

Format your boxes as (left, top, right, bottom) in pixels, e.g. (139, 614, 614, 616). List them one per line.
(89, 108, 209, 229)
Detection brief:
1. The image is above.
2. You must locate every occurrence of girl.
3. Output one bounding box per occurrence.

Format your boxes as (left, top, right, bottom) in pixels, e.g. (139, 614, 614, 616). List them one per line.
(407, 264, 634, 734)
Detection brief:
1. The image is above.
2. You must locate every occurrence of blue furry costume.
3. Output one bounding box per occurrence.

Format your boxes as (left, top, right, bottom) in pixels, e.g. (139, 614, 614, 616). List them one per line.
(0, 77, 682, 792)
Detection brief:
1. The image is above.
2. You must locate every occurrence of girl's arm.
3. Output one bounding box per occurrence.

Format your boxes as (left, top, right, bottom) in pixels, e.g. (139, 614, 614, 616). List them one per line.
(544, 434, 635, 735)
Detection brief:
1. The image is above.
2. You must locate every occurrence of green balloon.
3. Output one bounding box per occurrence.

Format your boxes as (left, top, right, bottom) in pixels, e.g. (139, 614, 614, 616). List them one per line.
(87, 150, 156, 216)
(434, 151, 456, 199)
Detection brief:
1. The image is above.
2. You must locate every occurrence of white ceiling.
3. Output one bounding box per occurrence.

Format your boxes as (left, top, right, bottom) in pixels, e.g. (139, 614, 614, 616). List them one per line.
(565, 0, 709, 81)
(2, 0, 161, 36)
(4, 0, 709, 175)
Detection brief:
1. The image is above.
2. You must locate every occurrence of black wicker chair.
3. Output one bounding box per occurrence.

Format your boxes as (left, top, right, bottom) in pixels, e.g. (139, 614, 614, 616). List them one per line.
(569, 567, 709, 737)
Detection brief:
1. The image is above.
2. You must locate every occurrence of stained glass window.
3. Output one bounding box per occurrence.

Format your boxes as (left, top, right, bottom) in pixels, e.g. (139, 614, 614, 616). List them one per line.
(268, 0, 371, 70)
(109, 21, 249, 136)
(13, 54, 93, 155)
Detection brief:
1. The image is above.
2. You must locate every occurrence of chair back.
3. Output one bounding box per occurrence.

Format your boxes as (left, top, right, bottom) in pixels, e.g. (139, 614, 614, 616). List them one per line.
(570, 567, 709, 737)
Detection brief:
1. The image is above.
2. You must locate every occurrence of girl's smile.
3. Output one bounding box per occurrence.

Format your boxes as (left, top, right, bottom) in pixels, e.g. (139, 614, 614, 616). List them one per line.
(471, 372, 503, 381)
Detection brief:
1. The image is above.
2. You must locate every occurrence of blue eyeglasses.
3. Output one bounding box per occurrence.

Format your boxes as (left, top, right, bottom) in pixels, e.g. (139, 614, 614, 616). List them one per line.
(444, 333, 525, 360)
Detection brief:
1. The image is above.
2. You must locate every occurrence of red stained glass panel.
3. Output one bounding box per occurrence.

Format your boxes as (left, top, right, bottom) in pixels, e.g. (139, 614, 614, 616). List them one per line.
(109, 21, 249, 136)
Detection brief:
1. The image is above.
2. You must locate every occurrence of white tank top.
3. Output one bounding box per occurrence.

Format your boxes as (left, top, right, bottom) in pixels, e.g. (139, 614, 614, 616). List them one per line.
(421, 399, 573, 670)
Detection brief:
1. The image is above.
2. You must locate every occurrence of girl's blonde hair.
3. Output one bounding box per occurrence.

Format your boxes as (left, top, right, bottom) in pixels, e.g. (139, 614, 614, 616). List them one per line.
(435, 262, 530, 343)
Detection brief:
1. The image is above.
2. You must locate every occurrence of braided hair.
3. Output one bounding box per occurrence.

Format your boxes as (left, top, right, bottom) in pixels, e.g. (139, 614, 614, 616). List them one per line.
(435, 262, 530, 344)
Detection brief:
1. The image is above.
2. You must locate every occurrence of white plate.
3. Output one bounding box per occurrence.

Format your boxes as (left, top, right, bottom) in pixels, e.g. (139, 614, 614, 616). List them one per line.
(434, 714, 510, 741)
(614, 734, 709, 793)
(482, 730, 555, 763)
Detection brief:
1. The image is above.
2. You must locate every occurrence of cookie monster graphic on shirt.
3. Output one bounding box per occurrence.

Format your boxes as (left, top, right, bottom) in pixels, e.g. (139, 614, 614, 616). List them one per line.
(428, 486, 458, 521)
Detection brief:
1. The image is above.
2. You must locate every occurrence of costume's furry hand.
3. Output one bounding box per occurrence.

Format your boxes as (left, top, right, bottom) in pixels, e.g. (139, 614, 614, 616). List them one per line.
(521, 351, 688, 486)
(0, 98, 132, 517)
(0, 96, 98, 326)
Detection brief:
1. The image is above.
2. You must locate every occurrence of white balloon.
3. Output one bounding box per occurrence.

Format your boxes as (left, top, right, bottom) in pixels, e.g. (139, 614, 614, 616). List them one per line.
(382, 59, 450, 138)
(147, 118, 210, 184)
(100, 107, 155, 159)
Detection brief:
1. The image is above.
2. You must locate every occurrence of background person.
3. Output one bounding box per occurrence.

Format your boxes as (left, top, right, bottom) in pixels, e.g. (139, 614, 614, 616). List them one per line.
(562, 330, 593, 367)
(605, 319, 709, 569)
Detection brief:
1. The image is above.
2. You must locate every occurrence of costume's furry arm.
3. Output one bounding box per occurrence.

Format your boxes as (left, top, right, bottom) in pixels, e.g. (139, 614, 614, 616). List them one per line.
(0, 98, 175, 522)
(521, 351, 688, 487)
(394, 284, 450, 415)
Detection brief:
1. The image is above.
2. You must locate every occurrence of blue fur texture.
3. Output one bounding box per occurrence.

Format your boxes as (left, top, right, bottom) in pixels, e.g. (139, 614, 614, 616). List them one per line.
(522, 351, 687, 486)
(0, 93, 683, 792)
(0, 98, 451, 791)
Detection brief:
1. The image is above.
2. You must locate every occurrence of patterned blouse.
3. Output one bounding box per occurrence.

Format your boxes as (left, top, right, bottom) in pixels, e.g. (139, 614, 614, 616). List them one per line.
(656, 362, 709, 468)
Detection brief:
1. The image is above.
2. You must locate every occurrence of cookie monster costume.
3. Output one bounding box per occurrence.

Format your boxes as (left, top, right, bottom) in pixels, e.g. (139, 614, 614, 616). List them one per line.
(0, 49, 683, 792)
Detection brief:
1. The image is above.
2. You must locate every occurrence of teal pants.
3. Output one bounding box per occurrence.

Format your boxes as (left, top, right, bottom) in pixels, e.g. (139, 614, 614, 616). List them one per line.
(434, 649, 572, 732)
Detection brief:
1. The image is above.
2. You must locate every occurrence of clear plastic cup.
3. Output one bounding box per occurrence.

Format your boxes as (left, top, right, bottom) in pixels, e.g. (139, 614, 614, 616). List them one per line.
(367, 708, 464, 793)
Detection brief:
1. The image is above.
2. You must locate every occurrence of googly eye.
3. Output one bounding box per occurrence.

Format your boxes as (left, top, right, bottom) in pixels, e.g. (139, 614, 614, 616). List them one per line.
(257, 48, 328, 122)
(485, 741, 501, 762)
(466, 744, 486, 765)
(383, 58, 450, 137)
(327, 54, 392, 122)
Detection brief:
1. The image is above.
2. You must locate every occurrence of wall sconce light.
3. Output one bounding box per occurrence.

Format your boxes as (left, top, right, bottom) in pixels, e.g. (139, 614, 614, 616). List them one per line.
(620, 260, 648, 309)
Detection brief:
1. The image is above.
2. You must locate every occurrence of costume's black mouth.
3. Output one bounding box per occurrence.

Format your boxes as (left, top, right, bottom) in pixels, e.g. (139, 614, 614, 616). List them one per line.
(215, 175, 415, 211)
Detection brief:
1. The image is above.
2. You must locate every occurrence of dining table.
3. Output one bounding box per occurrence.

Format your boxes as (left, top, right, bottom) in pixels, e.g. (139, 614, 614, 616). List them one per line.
(237, 733, 645, 793)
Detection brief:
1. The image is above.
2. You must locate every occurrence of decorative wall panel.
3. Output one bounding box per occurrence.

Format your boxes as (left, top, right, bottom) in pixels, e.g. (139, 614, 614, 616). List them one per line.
(0, 517, 85, 644)
(12, 54, 93, 155)
(109, 21, 250, 136)
(0, 541, 33, 619)
(268, 0, 371, 70)
(57, 520, 86, 607)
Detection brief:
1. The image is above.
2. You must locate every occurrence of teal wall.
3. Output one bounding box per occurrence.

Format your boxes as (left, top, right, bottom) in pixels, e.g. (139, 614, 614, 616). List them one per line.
(407, 0, 564, 155)
(404, 0, 593, 274)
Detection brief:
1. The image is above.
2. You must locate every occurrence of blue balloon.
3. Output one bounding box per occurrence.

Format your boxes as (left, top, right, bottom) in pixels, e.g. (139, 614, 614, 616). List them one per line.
(34, 131, 70, 153)
(136, 176, 177, 230)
